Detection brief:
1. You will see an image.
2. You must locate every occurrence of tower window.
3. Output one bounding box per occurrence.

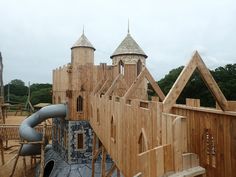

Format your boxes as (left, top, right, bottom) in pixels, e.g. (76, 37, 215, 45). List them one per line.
(111, 116, 116, 143)
(77, 96, 83, 112)
(138, 129, 148, 154)
(97, 108, 100, 125)
(77, 132, 84, 150)
(137, 59, 142, 76)
(118, 60, 124, 75)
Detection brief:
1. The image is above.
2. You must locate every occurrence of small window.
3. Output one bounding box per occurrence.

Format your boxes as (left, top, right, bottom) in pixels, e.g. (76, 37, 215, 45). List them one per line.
(137, 59, 142, 76)
(111, 116, 116, 143)
(118, 60, 124, 75)
(138, 134, 145, 153)
(138, 129, 148, 154)
(203, 129, 216, 168)
(97, 108, 100, 124)
(77, 96, 83, 112)
(64, 130, 67, 149)
(90, 104, 93, 118)
(58, 96, 61, 103)
(77, 133, 84, 150)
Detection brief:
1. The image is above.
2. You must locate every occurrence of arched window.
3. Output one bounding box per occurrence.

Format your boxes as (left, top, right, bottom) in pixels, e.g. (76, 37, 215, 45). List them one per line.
(77, 132, 84, 150)
(77, 96, 83, 112)
(97, 108, 100, 124)
(138, 128, 148, 154)
(118, 60, 124, 75)
(203, 129, 216, 168)
(110, 116, 116, 143)
(137, 59, 142, 76)
(90, 104, 93, 118)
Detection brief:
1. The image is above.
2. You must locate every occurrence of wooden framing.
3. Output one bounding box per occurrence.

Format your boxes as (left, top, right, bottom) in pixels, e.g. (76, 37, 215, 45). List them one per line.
(163, 51, 229, 113)
(104, 74, 129, 97)
(53, 43, 236, 177)
(124, 67, 165, 101)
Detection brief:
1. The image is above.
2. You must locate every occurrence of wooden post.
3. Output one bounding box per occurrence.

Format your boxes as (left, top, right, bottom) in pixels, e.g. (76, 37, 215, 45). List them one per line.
(117, 169, 120, 177)
(92, 133, 97, 177)
(39, 122, 46, 177)
(105, 163, 116, 177)
(9, 143, 23, 177)
(0, 138, 4, 165)
(101, 145, 106, 177)
(23, 156, 27, 177)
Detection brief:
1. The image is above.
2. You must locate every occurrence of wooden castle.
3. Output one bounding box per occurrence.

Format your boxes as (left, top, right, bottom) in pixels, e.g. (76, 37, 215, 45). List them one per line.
(52, 30, 236, 177)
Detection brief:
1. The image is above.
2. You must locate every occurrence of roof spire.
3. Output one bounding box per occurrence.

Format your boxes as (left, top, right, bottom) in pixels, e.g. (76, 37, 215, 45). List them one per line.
(82, 25, 85, 35)
(128, 19, 130, 34)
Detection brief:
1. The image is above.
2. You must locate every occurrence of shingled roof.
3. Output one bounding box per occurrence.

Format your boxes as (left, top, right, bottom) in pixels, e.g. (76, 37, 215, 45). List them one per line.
(71, 33, 95, 50)
(111, 33, 147, 58)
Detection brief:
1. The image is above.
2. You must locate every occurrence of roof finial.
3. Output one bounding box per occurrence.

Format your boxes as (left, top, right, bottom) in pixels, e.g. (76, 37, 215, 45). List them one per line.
(82, 25, 85, 35)
(128, 19, 130, 34)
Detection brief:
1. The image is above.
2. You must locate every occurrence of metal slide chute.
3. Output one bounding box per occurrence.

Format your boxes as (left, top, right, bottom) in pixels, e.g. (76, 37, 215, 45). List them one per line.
(19, 104, 67, 156)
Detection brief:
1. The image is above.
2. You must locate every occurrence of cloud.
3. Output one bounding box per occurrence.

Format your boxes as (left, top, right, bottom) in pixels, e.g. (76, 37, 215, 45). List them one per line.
(0, 0, 236, 84)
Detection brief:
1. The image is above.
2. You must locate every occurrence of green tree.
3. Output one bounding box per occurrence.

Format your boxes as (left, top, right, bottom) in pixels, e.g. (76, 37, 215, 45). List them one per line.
(31, 87, 52, 105)
(10, 79, 25, 86)
(153, 63, 236, 107)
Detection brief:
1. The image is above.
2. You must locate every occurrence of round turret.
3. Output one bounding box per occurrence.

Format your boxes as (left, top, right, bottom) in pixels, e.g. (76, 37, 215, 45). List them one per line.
(71, 33, 95, 66)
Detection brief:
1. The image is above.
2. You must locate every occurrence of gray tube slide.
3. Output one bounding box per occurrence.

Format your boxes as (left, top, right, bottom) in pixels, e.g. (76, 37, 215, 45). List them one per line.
(19, 104, 67, 156)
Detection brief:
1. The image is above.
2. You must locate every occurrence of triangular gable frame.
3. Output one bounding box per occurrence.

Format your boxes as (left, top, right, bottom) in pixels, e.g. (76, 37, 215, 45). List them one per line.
(97, 79, 112, 96)
(104, 74, 129, 97)
(163, 51, 228, 113)
(124, 67, 165, 101)
(92, 79, 105, 95)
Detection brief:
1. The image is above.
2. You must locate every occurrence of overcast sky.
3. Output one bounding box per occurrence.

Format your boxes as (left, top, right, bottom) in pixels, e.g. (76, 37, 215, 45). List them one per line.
(0, 0, 236, 84)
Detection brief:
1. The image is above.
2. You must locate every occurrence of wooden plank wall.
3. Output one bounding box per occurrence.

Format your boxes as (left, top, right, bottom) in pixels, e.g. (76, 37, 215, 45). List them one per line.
(172, 101, 236, 177)
(90, 95, 162, 176)
(53, 65, 70, 104)
(90, 95, 190, 177)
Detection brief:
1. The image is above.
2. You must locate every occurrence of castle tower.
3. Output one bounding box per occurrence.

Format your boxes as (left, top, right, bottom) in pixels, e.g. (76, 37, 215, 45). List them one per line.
(71, 32, 95, 66)
(110, 32, 147, 86)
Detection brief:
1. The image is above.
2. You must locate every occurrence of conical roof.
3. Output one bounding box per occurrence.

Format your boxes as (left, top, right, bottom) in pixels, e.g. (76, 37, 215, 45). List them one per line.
(71, 33, 95, 50)
(111, 33, 147, 58)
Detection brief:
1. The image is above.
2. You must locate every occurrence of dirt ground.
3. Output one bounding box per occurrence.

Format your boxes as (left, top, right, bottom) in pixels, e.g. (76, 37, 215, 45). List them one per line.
(0, 115, 40, 177)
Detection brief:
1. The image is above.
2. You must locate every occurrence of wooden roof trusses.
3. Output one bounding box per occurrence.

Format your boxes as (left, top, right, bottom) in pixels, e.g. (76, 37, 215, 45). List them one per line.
(124, 67, 165, 101)
(163, 51, 229, 113)
(104, 74, 129, 97)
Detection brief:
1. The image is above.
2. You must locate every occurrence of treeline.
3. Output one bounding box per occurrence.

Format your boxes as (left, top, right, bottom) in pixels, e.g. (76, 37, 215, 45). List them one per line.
(149, 63, 236, 107)
(4, 79, 52, 105)
(4, 63, 236, 107)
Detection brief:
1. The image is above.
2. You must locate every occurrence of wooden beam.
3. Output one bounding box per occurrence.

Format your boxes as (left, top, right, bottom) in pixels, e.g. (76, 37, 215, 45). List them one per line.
(97, 79, 111, 96)
(101, 146, 107, 177)
(195, 52, 228, 110)
(163, 52, 198, 113)
(0, 138, 4, 165)
(124, 68, 165, 100)
(144, 68, 165, 101)
(105, 74, 128, 97)
(163, 51, 229, 112)
(9, 144, 23, 177)
(39, 122, 46, 177)
(92, 79, 105, 95)
(92, 133, 97, 177)
(105, 163, 116, 177)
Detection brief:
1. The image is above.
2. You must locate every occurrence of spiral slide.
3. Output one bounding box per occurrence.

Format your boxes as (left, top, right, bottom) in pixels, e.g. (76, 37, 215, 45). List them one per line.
(19, 104, 67, 156)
